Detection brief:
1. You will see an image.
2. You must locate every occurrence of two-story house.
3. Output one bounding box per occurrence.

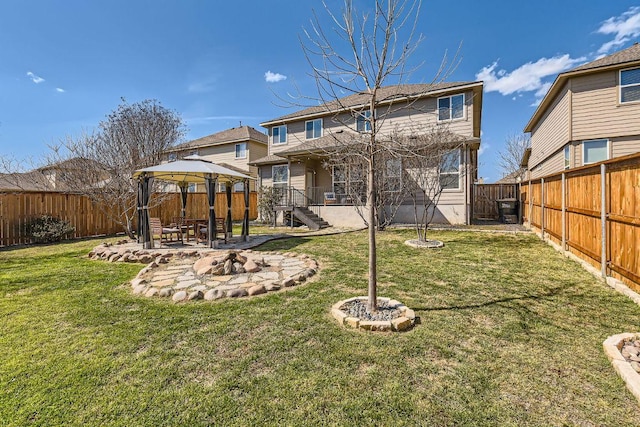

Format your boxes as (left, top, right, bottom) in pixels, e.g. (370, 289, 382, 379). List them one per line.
(251, 81, 483, 227)
(524, 43, 640, 178)
(165, 125, 268, 192)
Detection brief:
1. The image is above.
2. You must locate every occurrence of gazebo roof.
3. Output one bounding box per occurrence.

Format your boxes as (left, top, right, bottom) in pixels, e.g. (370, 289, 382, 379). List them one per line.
(132, 155, 253, 183)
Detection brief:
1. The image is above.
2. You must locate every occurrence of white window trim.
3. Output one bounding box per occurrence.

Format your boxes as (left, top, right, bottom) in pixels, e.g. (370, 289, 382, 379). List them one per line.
(305, 118, 323, 140)
(437, 93, 466, 122)
(235, 142, 247, 159)
(564, 145, 570, 170)
(620, 67, 640, 104)
(272, 165, 289, 186)
(272, 125, 287, 145)
(440, 149, 462, 192)
(582, 139, 610, 165)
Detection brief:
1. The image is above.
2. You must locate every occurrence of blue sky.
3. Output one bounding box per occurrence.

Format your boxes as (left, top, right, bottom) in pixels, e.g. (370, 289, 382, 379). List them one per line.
(1, 0, 639, 182)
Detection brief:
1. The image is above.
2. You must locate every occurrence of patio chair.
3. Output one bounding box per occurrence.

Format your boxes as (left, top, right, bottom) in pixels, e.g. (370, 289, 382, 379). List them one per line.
(324, 192, 337, 205)
(197, 218, 227, 244)
(150, 217, 183, 245)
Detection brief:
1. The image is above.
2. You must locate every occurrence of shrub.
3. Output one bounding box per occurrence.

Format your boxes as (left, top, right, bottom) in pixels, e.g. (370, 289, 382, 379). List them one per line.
(257, 186, 281, 225)
(25, 215, 76, 243)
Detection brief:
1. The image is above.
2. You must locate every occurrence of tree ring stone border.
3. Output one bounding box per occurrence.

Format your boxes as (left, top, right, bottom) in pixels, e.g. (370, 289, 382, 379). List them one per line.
(603, 333, 640, 405)
(404, 239, 444, 249)
(331, 296, 416, 332)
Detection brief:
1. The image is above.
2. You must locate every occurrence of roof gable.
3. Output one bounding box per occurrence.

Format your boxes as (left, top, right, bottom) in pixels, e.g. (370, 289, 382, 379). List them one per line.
(525, 43, 640, 132)
(171, 126, 267, 152)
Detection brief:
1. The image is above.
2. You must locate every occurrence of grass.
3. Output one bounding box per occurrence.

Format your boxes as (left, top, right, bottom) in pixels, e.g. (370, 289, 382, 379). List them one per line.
(2, 230, 640, 426)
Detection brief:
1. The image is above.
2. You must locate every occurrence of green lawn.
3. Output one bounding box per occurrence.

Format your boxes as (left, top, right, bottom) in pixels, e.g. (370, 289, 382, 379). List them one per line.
(2, 230, 640, 426)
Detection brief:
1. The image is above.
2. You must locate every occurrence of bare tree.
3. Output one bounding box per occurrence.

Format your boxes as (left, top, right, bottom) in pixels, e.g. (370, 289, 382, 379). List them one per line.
(300, 0, 458, 311)
(46, 99, 186, 237)
(400, 126, 465, 242)
(498, 133, 530, 181)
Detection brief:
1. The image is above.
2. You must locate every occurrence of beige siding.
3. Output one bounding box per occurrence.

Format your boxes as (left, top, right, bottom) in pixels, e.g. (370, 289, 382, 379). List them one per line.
(529, 83, 570, 170)
(268, 89, 477, 155)
(572, 71, 640, 140)
(530, 149, 565, 179)
(612, 135, 640, 157)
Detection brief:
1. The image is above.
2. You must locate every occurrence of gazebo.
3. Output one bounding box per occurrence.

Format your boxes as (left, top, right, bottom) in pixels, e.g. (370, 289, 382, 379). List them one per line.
(132, 155, 253, 249)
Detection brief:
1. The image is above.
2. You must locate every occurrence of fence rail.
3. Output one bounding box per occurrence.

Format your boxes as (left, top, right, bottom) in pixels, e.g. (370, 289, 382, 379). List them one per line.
(0, 191, 257, 247)
(521, 152, 640, 292)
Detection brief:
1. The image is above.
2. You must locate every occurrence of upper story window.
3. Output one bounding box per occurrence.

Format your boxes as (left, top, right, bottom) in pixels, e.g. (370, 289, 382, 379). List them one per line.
(620, 67, 640, 103)
(564, 145, 570, 169)
(272, 125, 287, 145)
(305, 118, 322, 139)
(583, 139, 609, 165)
(438, 94, 465, 121)
(189, 149, 199, 156)
(168, 152, 177, 162)
(235, 142, 247, 159)
(439, 149, 460, 190)
(356, 110, 372, 132)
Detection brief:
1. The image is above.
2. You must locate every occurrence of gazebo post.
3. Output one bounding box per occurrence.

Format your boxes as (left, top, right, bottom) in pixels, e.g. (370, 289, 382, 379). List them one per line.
(142, 173, 153, 249)
(242, 178, 249, 241)
(226, 183, 233, 240)
(179, 182, 189, 219)
(136, 178, 143, 243)
(205, 174, 217, 249)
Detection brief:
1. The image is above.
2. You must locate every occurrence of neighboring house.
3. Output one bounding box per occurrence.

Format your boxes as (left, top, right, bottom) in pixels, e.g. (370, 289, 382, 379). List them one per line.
(495, 169, 526, 184)
(165, 126, 268, 192)
(524, 43, 640, 179)
(251, 81, 483, 227)
(0, 158, 107, 191)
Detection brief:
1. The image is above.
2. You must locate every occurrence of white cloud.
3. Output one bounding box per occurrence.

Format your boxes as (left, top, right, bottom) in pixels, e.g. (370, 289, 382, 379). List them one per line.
(264, 70, 287, 83)
(477, 55, 585, 96)
(596, 6, 640, 54)
(26, 71, 45, 84)
(55, 88, 65, 93)
(478, 142, 490, 157)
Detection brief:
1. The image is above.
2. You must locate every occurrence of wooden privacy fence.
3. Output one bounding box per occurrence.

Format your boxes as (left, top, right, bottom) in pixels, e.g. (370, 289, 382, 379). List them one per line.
(473, 183, 520, 220)
(521, 152, 640, 292)
(0, 191, 257, 247)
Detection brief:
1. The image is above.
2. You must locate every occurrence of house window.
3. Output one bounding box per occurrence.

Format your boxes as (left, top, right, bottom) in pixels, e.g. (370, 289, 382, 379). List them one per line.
(332, 165, 347, 198)
(620, 67, 640, 103)
(439, 149, 460, 190)
(233, 181, 244, 192)
(218, 182, 226, 192)
(385, 158, 402, 192)
(168, 152, 177, 162)
(305, 118, 322, 139)
(564, 145, 570, 169)
(189, 149, 199, 156)
(272, 165, 289, 188)
(272, 125, 287, 144)
(331, 164, 365, 203)
(583, 139, 609, 165)
(235, 142, 247, 159)
(356, 110, 372, 132)
(438, 94, 465, 121)
(188, 183, 196, 193)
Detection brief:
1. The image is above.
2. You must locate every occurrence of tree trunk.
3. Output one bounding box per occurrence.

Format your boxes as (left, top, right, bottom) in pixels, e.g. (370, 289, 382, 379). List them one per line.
(367, 147, 378, 312)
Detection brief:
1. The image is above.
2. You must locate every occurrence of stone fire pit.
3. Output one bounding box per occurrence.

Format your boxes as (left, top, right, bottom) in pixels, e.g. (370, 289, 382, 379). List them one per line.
(331, 296, 416, 332)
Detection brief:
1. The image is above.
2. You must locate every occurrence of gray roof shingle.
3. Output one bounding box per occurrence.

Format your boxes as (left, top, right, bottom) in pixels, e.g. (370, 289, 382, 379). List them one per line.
(570, 42, 640, 73)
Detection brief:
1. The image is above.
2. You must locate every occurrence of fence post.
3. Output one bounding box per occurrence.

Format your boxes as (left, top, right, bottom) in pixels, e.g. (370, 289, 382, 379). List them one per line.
(528, 180, 532, 227)
(601, 163, 607, 278)
(541, 177, 545, 238)
(561, 172, 566, 250)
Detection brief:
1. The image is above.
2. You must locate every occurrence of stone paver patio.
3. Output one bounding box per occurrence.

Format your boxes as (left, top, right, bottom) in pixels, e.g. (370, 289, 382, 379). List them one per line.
(128, 249, 318, 302)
